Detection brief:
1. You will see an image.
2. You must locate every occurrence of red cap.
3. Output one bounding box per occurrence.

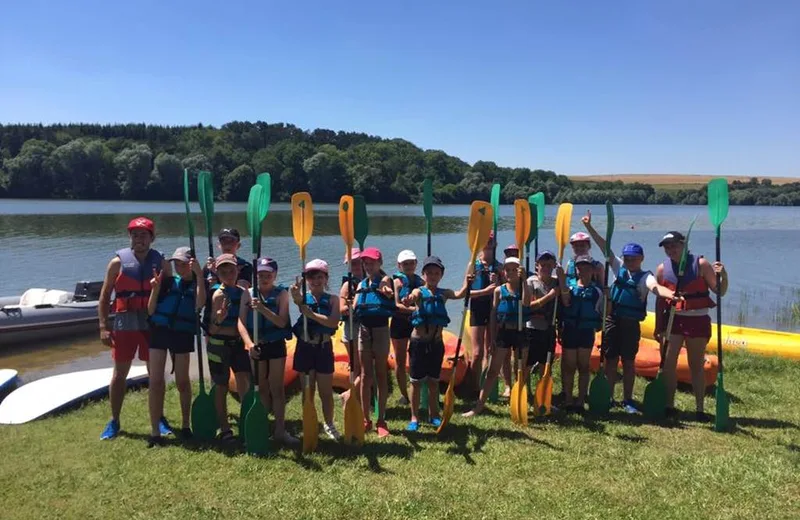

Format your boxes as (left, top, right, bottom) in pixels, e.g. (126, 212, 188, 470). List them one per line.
(360, 247, 382, 261)
(127, 217, 155, 236)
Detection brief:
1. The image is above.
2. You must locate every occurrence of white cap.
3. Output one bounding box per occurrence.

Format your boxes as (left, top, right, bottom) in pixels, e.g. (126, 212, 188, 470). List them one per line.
(504, 256, 520, 266)
(397, 250, 417, 263)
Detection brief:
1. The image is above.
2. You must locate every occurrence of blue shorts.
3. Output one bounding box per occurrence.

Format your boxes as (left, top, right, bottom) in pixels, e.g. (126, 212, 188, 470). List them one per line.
(293, 339, 334, 375)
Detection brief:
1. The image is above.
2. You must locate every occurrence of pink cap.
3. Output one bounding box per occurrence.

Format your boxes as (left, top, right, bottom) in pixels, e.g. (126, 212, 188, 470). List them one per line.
(304, 259, 329, 274)
(503, 244, 519, 253)
(343, 247, 362, 264)
(570, 231, 591, 243)
(360, 247, 382, 261)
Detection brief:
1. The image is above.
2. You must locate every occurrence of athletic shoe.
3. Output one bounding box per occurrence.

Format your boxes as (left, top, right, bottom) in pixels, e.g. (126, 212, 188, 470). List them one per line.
(376, 421, 390, 438)
(100, 419, 120, 440)
(323, 423, 342, 441)
(622, 400, 640, 414)
(406, 420, 420, 432)
(158, 417, 173, 436)
(429, 417, 442, 428)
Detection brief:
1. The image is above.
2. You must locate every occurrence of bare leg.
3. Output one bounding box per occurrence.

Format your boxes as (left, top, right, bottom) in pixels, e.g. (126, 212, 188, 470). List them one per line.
(374, 348, 390, 422)
(561, 349, 577, 406)
(110, 360, 132, 422)
(409, 379, 421, 423)
(256, 359, 271, 413)
(148, 350, 168, 436)
(316, 373, 335, 426)
(663, 334, 684, 409)
(391, 337, 410, 401)
(427, 379, 440, 418)
(576, 348, 592, 406)
(268, 358, 288, 436)
(173, 353, 192, 429)
(463, 347, 508, 416)
(214, 383, 230, 432)
(621, 359, 636, 402)
(470, 325, 487, 389)
(359, 349, 375, 421)
(685, 337, 709, 413)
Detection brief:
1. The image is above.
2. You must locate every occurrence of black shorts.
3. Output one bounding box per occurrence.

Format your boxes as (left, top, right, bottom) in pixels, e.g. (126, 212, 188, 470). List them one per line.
(495, 328, 528, 353)
(602, 316, 641, 361)
(293, 339, 334, 375)
(526, 328, 555, 366)
(390, 314, 414, 340)
(408, 337, 445, 382)
(150, 326, 195, 355)
(560, 327, 596, 350)
(469, 298, 492, 327)
(206, 335, 251, 385)
(252, 339, 287, 361)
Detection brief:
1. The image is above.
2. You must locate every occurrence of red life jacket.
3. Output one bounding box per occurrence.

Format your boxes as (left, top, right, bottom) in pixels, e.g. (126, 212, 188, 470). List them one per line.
(658, 253, 715, 311)
(112, 248, 164, 313)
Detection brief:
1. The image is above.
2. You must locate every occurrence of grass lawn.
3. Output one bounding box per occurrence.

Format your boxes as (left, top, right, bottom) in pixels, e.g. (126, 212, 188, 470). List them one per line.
(1, 352, 799, 520)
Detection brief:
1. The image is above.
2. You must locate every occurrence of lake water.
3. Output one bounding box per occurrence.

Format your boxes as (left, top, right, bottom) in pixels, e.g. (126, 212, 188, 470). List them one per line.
(2, 199, 799, 381)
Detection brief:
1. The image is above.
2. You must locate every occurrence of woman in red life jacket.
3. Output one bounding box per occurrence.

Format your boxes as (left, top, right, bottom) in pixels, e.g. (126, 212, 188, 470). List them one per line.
(656, 231, 728, 421)
(98, 217, 170, 441)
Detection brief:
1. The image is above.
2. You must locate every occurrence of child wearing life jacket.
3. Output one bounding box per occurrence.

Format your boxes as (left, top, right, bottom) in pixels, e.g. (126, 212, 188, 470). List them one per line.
(565, 229, 605, 288)
(207, 253, 252, 442)
(290, 259, 342, 440)
(556, 255, 605, 412)
(203, 228, 253, 290)
(390, 249, 422, 406)
(468, 232, 502, 392)
(146, 247, 206, 446)
(237, 257, 298, 445)
(464, 257, 530, 417)
(524, 251, 559, 383)
(339, 248, 364, 404)
(402, 256, 471, 429)
(656, 231, 728, 420)
(353, 247, 396, 437)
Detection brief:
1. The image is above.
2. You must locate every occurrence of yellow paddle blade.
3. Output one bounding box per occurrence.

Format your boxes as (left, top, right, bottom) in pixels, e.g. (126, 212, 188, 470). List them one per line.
(534, 354, 553, 416)
(467, 201, 493, 262)
(292, 192, 314, 260)
(510, 379, 520, 423)
(554, 203, 574, 263)
(343, 382, 365, 446)
(519, 373, 528, 426)
(339, 195, 355, 255)
(436, 379, 456, 434)
(302, 381, 318, 454)
(514, 199, 531, 255)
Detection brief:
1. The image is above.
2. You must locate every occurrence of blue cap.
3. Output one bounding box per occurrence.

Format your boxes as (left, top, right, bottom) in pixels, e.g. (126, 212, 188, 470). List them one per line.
(622, 243, 644, 257)
(536, 250, 556, 262)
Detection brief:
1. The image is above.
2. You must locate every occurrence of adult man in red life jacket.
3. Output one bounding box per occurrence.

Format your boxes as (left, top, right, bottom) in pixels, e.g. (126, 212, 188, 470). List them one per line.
(655, 231, 728, 421)
(98, 217, 170, 440)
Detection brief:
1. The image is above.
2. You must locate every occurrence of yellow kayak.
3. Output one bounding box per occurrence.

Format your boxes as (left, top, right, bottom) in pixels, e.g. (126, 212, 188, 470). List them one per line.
(641, 312, 800, 360)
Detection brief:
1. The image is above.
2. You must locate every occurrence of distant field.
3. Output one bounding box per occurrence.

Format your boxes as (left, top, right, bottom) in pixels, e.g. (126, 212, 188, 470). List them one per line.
(571, 174, 799, 186)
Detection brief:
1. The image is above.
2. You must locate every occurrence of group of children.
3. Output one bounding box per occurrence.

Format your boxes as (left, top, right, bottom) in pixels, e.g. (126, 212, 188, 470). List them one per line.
(141, 209, 729, 447)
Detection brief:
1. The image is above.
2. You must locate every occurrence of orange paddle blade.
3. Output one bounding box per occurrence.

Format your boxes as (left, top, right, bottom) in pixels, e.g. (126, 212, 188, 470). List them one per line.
(292, 192, 314, 260)
(514, 199, 531, 255)
(339, 195, 355, 262)
(554, 203, 573, 263)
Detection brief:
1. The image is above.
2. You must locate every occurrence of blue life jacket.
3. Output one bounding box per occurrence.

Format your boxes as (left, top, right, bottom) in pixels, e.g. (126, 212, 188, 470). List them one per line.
(151, 275, 197, 333)
(340, 274, 363, 322)
(393, 272, 423, 300)
(496, 285, 532, 323)
(293, 292, 337, 337)
(246, 286, 292, 342)
(610, 268, 648, 321)
(471, 258, 502, 292)
(355, 275, 396, 319)
(561, 283, 602, 331)
(411, 287, 450, 328)
(216, 285, 243, 328)
(565, 258, 602, 287)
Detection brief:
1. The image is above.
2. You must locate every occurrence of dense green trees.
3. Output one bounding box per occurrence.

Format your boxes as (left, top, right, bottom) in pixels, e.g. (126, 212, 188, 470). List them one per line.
(0, 122, 797, 205)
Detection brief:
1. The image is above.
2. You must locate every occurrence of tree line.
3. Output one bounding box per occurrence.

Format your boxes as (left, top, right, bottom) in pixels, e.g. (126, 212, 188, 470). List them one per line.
(1, 122, 797, 205)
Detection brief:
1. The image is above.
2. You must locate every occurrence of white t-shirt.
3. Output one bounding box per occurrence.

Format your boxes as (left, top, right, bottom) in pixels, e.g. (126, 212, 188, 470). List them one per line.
(609, 256, 658, 303)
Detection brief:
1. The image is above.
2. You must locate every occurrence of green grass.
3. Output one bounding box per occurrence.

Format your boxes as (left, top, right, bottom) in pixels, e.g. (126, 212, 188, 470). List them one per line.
(2, 352, 799, 520)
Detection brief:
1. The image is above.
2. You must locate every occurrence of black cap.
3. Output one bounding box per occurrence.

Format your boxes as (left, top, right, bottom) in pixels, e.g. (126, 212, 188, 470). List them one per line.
(422, 255, 445, 271)
(218, 228, 241, 241)
(658, 231, 685, 247)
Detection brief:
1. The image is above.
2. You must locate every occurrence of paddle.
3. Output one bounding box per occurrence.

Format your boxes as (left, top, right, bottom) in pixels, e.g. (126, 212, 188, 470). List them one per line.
(588, 201, 614, 415)
(243, 179, 272, 456)
(485, 183, 502, 403)
(534, 202, 573, 416)
(339, 195, 366, 446)
(510, 199, 531, 425)
(238, 184, 260, 441)
(352, 195, 378, 421)
(643, 217, 697, 421)
(526, 192, 545, 399)
(196, 170, 219, 432)
(708, 178, 730, 432)
(291, 192, 318, 454)
(437, 201, 494, 434)
(185, 170, 216, 441)
(422, 179, 434, 408)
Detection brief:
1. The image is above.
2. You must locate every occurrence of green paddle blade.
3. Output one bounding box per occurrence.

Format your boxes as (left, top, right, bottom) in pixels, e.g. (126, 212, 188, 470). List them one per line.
(423, 178, 433, 235)
(183, 170, 195, 239)
(198, 171, 215, 232)
(247, 185, 264, 255)
(490, 184, 501, 230)
(239, 386, 257, 440)
(257, 173, 272, 219)
(679, 217, 697, 273)
(245, 398, 271, 455)
(191, 391, 218, 441)
(604, 201, 615, 258)
(354, 195, 368, 250)
(708, 178, 729, 236)
(588, 371, 611, 415)
(715, 372, 729, 432)
(528, 192, 545, 233)
(643, 374, 667, 420)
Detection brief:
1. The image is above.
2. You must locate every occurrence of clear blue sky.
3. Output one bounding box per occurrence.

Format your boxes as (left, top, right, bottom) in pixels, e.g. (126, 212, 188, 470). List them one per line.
(1, 0, 798, 177)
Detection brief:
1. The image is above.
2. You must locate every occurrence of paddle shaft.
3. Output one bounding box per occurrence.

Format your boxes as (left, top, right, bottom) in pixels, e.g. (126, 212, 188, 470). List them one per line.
(188, 230, 207, 393)
(716, 234, 723, 371)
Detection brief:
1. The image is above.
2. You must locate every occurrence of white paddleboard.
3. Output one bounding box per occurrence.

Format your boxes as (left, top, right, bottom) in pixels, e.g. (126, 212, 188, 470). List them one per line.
(0, 369, 18, 392)
(0, 365, 148, 425)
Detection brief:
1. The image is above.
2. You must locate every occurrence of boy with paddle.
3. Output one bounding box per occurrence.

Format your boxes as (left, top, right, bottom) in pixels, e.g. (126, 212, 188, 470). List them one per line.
(338, 247, 364, 405)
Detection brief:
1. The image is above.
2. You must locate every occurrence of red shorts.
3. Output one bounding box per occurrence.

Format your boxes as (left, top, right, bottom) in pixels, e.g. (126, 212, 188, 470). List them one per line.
(111, 330, 151, 363)
(670, 314, 711, 340)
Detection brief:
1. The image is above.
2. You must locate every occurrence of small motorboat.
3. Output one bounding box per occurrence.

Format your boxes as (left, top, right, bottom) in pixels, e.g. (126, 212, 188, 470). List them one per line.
(0, 281, 106, 347)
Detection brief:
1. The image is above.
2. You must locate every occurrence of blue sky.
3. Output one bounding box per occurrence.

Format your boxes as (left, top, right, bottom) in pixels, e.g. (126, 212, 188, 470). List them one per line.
(1, 0, 797, 177)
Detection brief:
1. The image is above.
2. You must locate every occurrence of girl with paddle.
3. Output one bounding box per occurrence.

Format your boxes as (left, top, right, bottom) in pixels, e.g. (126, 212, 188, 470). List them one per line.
(463, 257, 530, 417)
(338, 247, 364, 405)
(467, 233, 502, 393)
(390, 249, 422, 406)
(290, 259, 341, 440)
(402, 256, 472, 430)
(353, 247, 396, 437)
(655, 231, 728, 420)
(237, 257, 298, 445)
(564, 231, 605, 287)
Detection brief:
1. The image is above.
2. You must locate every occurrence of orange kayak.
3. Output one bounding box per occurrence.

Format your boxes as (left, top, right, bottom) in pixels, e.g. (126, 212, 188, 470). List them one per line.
(386, 330, 468, 387)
